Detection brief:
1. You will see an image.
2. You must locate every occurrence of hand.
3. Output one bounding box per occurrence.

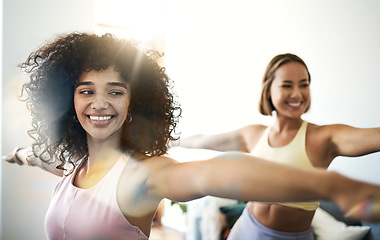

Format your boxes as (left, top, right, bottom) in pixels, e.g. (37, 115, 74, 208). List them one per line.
(329, 172, 380, 222)
(345, 194, 380, 222)
(2, 147, 25, 165)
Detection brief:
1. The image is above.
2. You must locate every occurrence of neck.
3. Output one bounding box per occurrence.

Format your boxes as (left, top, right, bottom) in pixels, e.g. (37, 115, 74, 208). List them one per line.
(75, 139, 124, 189)
(86, 136, 123, 164)
(272, 115, 303, 133)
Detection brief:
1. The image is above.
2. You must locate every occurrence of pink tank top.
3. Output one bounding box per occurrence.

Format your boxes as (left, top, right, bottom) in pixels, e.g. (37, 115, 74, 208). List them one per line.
(44, 156, 149, 240)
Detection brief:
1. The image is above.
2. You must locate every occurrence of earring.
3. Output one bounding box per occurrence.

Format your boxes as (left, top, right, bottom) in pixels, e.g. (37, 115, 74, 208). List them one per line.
(126, 114, 133, 123)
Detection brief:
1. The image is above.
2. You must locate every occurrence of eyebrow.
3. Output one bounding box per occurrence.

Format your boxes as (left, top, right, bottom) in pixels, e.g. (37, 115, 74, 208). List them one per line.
(282, 79, 309, 84)
(107, 82, 128, 89)
(76, 81, 128, 89)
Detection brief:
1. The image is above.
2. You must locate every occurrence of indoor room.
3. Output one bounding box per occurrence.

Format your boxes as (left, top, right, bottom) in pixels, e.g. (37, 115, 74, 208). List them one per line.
(2, 0, 380, 239)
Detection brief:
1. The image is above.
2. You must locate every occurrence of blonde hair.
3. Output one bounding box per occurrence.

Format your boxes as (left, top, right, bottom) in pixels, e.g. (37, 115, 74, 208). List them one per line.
(259, 53, 311, 116)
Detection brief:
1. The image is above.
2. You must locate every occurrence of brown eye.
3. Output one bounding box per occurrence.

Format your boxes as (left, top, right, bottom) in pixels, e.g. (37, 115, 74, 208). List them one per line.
(79, 90, 93, 95)
(109, 91, 124, 96)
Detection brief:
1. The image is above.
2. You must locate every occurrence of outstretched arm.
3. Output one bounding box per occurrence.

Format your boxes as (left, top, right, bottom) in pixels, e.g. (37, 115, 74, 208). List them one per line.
(175, 125, 265, 152)
(155, 152, 375, 205)
(328, 124, 380, 157)
(3, 147, 63, 177)
(175, 131, 244, 152)
(119, 152, 380, 222)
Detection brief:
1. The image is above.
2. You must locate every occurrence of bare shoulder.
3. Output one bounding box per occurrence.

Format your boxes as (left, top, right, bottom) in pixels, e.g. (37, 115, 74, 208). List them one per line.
(241, 124, 267, 132)
(141, 155, 178, 169)
(134, 155, 181, 179)
(307, 122, 348, 137)
(240, 124, 268, 152)
(306, 122, 360, 166)
(117, 155, 178, 217)
(304, 122, 335, 167)
(305, 122, 333, 140)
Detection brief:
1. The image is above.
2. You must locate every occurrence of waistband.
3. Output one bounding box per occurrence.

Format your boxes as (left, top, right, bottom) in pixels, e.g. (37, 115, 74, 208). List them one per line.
(245, 207, 314, 239)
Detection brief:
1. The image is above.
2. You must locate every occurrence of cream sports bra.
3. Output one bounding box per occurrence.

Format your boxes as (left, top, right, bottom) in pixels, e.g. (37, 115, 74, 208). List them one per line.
(250, 121, 319, 211)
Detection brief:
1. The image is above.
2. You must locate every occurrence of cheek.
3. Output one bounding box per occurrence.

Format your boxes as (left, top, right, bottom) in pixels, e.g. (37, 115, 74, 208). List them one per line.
(269, 88, 280, 102)
(117, 99, 130, 117)
(73, 96, 86, 117)
(73, 97, 80, 115)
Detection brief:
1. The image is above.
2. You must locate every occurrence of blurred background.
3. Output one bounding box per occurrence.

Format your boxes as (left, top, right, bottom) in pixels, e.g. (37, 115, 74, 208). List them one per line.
(2, 0, 380, 239)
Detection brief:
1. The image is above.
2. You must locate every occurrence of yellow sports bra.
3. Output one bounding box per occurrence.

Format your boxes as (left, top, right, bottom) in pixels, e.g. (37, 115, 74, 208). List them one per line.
(250, 121, 319, 211)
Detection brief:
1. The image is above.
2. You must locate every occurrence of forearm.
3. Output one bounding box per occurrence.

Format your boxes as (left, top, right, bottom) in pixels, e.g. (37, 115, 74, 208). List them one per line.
(195, 152, 332, 202)
(178, 133, 244, 152)
(3, 147, 31, 165)
(195, 152, 380, 216)
(3, 146, 63, 177)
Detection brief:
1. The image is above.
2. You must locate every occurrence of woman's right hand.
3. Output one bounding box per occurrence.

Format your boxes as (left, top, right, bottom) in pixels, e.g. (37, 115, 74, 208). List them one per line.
(2, 147, 64, 176)
(2, 147, 37, 166)
(3, 147, 26, 165)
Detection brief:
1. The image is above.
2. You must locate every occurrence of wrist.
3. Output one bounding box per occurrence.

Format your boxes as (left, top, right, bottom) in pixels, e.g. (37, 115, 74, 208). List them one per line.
(14, 147, 26, 164)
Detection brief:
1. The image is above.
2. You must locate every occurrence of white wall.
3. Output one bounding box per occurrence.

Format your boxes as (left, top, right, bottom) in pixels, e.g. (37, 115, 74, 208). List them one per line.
(163, 0, 380, 184)
(1, 0, 95, 239)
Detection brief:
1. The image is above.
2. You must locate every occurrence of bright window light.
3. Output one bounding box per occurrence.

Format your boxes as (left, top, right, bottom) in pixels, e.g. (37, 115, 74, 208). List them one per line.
(95, 0, 166, 44)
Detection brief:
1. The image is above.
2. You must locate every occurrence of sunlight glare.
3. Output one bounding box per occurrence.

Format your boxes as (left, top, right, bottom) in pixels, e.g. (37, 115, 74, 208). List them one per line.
(95, 0, 166, 43)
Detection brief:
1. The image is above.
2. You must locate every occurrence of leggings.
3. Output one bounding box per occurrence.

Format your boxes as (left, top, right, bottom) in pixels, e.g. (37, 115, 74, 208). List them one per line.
(227, 207, 314, 240)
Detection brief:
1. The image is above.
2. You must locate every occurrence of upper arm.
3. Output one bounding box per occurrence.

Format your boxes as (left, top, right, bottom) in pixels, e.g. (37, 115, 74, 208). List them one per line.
(147, 157, 205, 202)
(146, 155, 247, 202)
(117, 157, 165, 217)
(117, 156, 207, 218)
(327, 124, 380, 157)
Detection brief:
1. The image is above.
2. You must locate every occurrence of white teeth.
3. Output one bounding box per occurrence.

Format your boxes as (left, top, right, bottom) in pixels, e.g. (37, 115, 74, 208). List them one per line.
(89, 116, 112, 121)
(288, 102, 301, 107)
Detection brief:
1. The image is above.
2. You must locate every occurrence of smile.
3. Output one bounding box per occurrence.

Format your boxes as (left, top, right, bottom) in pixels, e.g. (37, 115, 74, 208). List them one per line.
(288, 102, 302, 107)
(88, 115, 113, 121)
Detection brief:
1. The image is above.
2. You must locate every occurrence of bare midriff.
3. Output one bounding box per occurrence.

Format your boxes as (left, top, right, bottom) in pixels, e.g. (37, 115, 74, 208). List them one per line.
(247, 201, 316, 232)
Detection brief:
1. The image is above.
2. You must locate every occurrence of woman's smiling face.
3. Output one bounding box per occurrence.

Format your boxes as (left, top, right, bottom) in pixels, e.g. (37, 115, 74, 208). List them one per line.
(74, 67, 131, 142)
(269, 61, 311, 119)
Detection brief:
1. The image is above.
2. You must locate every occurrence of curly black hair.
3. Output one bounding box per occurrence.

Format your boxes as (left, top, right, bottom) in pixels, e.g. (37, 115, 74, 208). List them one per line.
(20, 32, 181, 171)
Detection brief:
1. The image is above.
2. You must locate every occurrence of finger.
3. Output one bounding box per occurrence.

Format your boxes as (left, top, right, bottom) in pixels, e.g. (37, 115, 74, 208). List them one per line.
(2, 155, 14, 163)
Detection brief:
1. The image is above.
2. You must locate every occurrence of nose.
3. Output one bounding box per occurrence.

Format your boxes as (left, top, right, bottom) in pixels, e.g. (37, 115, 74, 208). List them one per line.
(91, 95, 109, 109)
(290, 87, 302, 98)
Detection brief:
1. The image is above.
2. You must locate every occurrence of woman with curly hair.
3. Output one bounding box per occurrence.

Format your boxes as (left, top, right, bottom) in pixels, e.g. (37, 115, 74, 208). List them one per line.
(4, 33, 380, 239)
(178, 53, 380, 240)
